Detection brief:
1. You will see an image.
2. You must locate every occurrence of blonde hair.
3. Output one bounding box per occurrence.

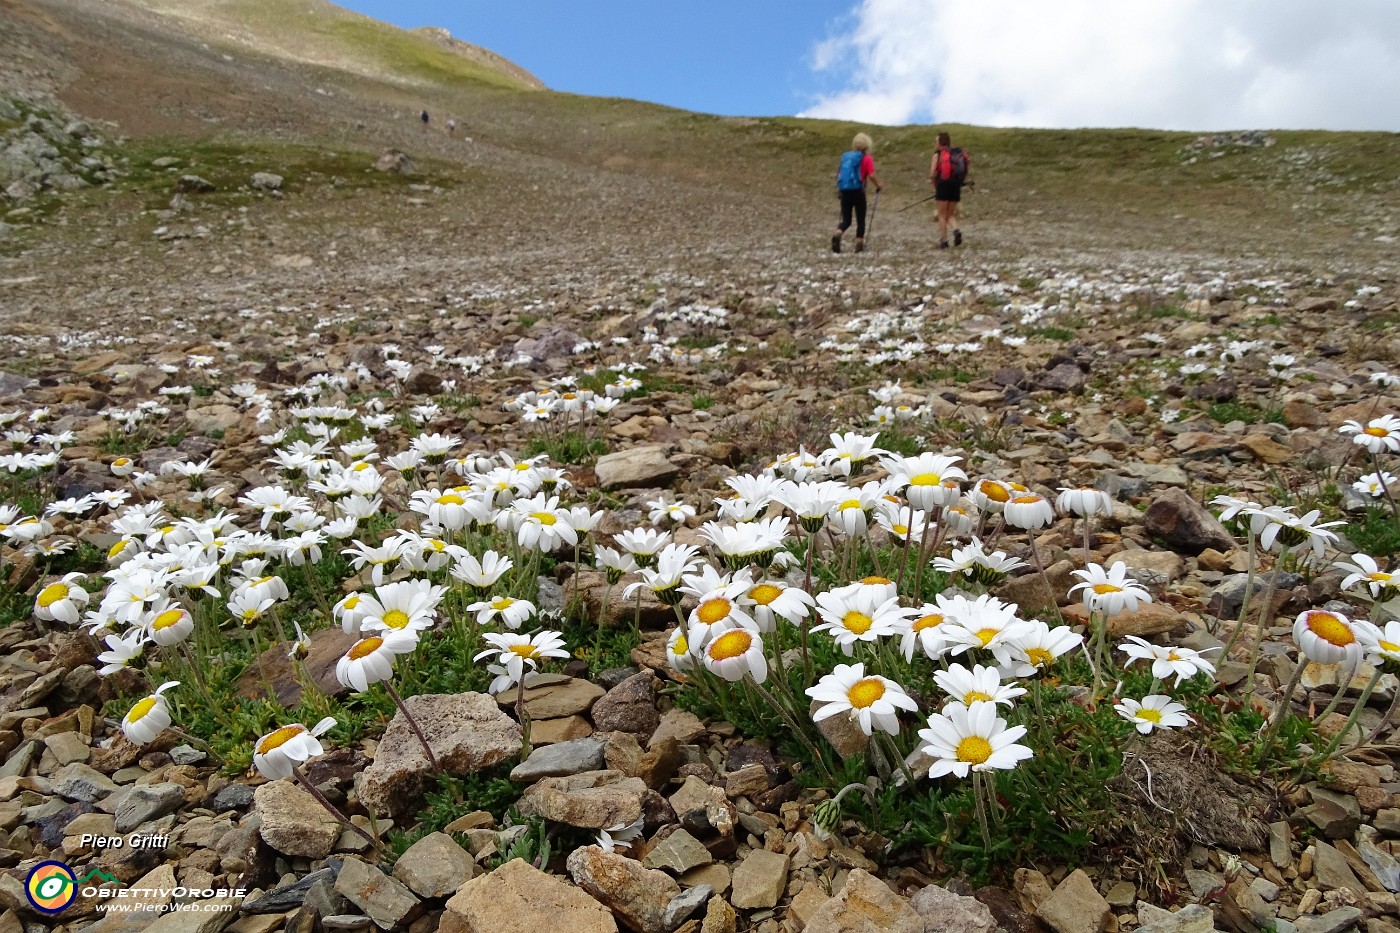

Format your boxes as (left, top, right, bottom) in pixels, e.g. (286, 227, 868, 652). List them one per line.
(852, 132, 873, 152)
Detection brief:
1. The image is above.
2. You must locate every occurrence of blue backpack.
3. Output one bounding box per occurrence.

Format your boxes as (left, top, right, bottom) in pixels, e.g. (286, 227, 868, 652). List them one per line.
(837, 150, 865, 190)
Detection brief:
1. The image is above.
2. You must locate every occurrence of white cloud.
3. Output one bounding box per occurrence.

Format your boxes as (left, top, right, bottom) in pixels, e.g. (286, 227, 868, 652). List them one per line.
(803, 0, 1400, 130)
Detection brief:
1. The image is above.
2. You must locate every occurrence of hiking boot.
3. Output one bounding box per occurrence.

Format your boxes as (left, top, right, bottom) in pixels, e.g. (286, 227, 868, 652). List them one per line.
(854, 238, 865, 253)
(939, 240, 949, 250)
(831, 235, 842, 254)
(954, 229, 963, 246)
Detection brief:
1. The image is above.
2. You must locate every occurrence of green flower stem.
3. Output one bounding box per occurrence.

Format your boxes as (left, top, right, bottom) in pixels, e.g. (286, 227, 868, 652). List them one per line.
(1223, 533, 1258, 657)
(291, 764, 382, 852)
(301, 560, 332, 623)
(972, 770, 993, 853)
(876, 730, 915, 787)
(384, 679, 440, 771)
(1259, 654, 1308, 753)
(516, 676, 533, 757)
(1313, 656, 1361, 729)
(1318, 666, 1384, 761)
(592, 579, 615, 670)
(744, 675, 835, 785)
(1244, 544, 1292, 704)
(1371, 450, 1400, 525)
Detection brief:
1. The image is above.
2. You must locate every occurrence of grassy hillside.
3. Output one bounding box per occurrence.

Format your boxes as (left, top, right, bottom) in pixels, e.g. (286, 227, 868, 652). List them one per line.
(123, 0, 541, 91)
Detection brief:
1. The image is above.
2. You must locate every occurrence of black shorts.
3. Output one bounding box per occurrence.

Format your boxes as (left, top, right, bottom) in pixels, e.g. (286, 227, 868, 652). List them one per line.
(935, 181, 961, 203)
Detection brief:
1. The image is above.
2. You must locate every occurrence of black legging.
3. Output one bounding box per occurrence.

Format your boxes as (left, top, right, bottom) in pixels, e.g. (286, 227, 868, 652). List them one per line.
(838, 189, 867, 237)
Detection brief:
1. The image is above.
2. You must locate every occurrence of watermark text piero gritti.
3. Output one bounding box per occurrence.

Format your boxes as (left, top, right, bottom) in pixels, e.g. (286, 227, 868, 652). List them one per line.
(77, 831, 170, 850)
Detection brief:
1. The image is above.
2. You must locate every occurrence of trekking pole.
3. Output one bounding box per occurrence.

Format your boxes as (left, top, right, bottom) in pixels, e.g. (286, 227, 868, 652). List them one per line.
(865, 189, 879, 252)
(896, 193, 937, 213)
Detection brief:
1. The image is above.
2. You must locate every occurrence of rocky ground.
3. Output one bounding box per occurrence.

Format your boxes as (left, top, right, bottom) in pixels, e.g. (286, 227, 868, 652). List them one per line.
(3, 2, 1400, 932)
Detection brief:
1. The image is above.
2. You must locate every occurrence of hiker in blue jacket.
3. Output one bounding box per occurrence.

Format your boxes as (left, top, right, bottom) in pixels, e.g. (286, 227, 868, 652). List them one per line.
(832, 133, 882, 254)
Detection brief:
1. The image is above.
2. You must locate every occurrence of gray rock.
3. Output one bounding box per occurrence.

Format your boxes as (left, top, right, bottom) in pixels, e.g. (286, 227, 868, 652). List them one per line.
(211, 782, 256, 811)
(641, 828, 713, 874)
(0, 370, 37, 399)
(335, 856, 422, 930)
(1295, 908, 1364, 933)
(251, 172, 284, 190)
(374, 149, 415, 174)
(510, 736, 607, 781)
(594, 446, 679, 491)
(1036, 363, 1088, 392)
(51, 762, 117, 802)
(169, 744, 206, 765)
(360, 692, 521, 818)
(663, 885, 712, 928)
(910, 883, 999, 933)
(1143, 488, 1235, 555)
(1134, 904, 1217, 933)
(175, 174, 215, 193)
(242, 866, 341, 914)
(392, 831, 477, 899)
(114, 782, 185, 832)
(1311, 841, 1364, 893)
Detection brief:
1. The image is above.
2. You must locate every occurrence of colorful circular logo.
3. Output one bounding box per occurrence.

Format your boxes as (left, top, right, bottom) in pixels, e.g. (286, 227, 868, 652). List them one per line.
(26, 861, 77, 915)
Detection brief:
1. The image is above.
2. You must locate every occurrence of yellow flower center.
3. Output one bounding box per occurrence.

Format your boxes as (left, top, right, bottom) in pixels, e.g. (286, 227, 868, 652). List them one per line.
(1167, 651, 1181, 661)
(348, 636, 384, 660)
(127, 696, 157, 723)
(843, 611, 874, 635)
(892, 524, 909, 536)
(1011, 495, 1042, 505)
(113, 458, 130, 467)
(1380, 641, 1400, 654)
(152, 609, 185, 631)
(956, 736, 993, 765)
(437, 493, 464, 505)
(37, 583, 68, 608)
(838, 499, 862, 511)
(860, 576, 893, 586)
(343, 595, 360, 610)
(975, 627, 1000, 646)
(964, 690, 995, 704)
(509, 643, 540, 659)
(109, 540, 130, 559)
(1306, 611, 1354, 647)
(1026, 647, 1054, 667)
(257, 725, 305, 754)
(1370, 572, 1394, 583)
(671, 633, 689, 655)
(491, 596, 515, 610)
(749, 584, 782, 606)
(1364, 426, 1389, 437)
(910, 473, 940, 486)
(913, 613, 943, 632)
(1136, 707, 1163, 723)
(708, 629, 753, 660)
(382, 609, 410, 630)
(532, 511, 557, 526)
(847, 678, 886, 709)
(978, 481, 1010, 502)
(697, 598, 731, 625)
(1092, 583, 1122, 595)
(352, 462, 370, 472)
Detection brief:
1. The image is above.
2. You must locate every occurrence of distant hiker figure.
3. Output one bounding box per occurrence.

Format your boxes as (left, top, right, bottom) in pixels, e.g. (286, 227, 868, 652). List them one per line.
(930, 131, 971, 249)
(832, 133, 882, 254)
(420, 110, 430, 131)
(446, 118, 457, 138)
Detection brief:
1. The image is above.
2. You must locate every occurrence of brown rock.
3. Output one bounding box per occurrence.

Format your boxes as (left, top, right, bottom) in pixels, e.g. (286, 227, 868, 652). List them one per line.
(252, 780, 341, 859)
(335, 856, 422, 930)
(1240, 434, 1294, 465)
(236, 626, 357, 706)
(567, 844, 680, 933)
(1061, 601, 1187, 638)
(592, 672, 661, 736)
(392, 831, 478, 898)
(729, 849, 788, 910)
(518, 770, 648, 829)
(440, 858, 617, 933)
(802, 868, 921, 932)
(1143, 488, 1235, 555)
(360, 693, 521, 817)
(495, 675, 605, 719)
(1037, 869, 1111, 933)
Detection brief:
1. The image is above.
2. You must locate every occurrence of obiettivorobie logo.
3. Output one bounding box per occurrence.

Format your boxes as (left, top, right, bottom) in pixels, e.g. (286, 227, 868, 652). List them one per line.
(25, 862, 122, 915)
(25, 863, 123, 914)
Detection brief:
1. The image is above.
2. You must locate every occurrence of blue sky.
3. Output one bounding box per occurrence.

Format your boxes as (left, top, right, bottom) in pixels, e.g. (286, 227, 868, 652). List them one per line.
(338, 0, 854, 118)
(337, 1, 1400, 130)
